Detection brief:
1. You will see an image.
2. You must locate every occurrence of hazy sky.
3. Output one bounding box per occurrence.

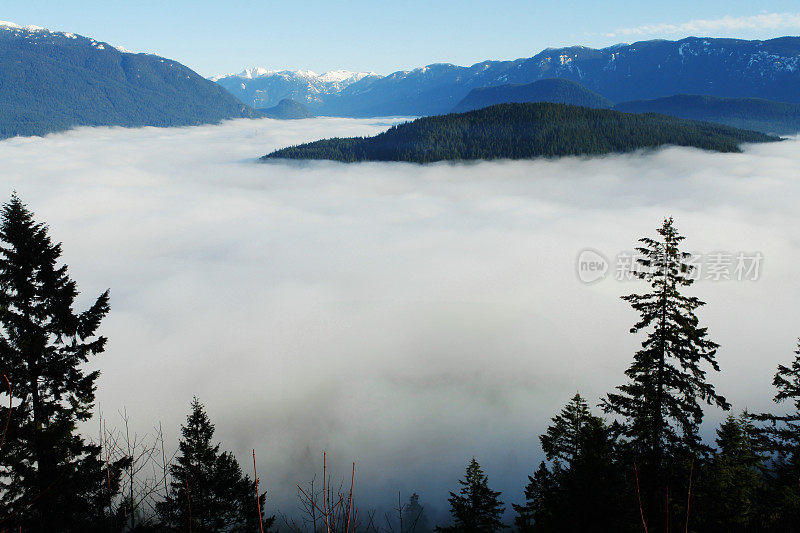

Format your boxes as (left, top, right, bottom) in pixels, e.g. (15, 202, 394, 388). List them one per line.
(0, 119, 798, 520)
(2, 2, 800, 76)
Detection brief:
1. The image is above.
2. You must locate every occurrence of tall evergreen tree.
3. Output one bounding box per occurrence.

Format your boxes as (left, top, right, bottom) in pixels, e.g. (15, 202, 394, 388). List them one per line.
(438, 458, 506, 533)
(157, 397, 274, 533)
(601, 218, 729, 529)
(0, 193, 124, 532)
(602, 217, 730, 458)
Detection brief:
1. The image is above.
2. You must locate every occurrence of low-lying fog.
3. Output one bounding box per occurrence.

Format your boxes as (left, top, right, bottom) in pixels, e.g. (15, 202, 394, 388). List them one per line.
(1, 118, 798, 520)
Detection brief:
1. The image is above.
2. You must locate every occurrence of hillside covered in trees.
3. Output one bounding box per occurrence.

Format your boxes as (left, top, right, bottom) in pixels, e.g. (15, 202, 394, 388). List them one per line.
(262, 103, 780, 163)
(0, 24, 257, 139)
(614, 94, 800, 135)
(451, 78, 613, 113)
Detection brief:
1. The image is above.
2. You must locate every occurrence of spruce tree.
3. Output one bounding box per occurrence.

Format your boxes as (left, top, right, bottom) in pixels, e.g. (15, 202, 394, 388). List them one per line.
(697, 414, 765, 532)
(601, 218, 729, 529)
(754, 339, 800, 528)
(0, 194, 124, 532)
(603, 218, 729, 459)
(157, 397, 274, 533)
(438, 458, 506, 533)
(512, 463, 554, 533)
(539, 393, 603, 467)
(405, 492, 431, 533)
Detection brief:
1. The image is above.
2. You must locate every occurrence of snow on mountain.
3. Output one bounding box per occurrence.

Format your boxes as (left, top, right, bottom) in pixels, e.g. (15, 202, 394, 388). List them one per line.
(0, 20, 137, 52)
(211, 68, 381, 109)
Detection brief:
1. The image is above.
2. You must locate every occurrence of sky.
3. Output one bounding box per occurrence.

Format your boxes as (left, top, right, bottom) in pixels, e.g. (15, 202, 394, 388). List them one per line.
(3, 1, 800, 76)
(0, 119, 798, 519)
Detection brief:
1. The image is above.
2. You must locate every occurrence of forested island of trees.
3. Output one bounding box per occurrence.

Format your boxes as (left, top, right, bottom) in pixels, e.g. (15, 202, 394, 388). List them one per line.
(0, 196, 799, 532)
(262, 103, 780, 163)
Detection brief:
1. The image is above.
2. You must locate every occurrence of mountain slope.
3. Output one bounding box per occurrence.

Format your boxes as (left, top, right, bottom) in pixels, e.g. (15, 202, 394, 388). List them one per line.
(0, 21, 257, 139)
(258, 98, 314, 119)
(263, 103, 779, 163)
(452, 78, 612, 113)
(224, 37, 800, 117)
(614, 94, 800, 134)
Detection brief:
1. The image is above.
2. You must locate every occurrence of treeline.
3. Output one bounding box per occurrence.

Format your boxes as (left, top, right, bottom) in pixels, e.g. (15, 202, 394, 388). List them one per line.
(0, 196, 798, 532)
(262, 103, 780, 163)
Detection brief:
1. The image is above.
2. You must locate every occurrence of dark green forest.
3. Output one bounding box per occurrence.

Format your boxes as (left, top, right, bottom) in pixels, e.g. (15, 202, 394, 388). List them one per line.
(0, 198, 798, 533)
(614, 95, 800, 135)
(262, 103, 780, 163)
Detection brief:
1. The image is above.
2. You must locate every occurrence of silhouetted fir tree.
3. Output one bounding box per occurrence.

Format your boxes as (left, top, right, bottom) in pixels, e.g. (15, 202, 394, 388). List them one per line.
(512, 462, 554, 533)
(518, 394, 626, 532)
(601, 217, 729, 530)
(405, 492, 431, 533)
(438, 458, 506, 533)
(0, 193, 126, 532)
(695, 414, 766, 532)
(157, 398, 274, 533)
(753, 339, 800, 531)
(540, 393, 602, 467)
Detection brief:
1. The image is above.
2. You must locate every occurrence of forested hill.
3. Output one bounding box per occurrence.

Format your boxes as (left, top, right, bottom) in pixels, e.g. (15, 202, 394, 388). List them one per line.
(452, 79, 612, 113)
(262, 103, 780, 163)
(614, 94, 800, 135)
(0, 23, 258, 139)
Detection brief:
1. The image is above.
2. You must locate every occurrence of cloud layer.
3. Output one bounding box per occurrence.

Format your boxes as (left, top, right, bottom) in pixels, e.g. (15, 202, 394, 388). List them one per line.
(0, 119, 798, 520)
(606, 12, 800, 38)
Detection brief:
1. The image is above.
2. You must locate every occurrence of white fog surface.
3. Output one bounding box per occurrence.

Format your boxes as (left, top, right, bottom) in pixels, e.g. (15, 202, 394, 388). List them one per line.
(0, 118, 798, 517)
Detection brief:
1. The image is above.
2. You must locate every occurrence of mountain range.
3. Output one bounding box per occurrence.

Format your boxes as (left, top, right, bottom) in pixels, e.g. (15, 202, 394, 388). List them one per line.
(0, 21, 256, 139)
(217, 37, 800, 118)
(213, 68, 380, 110)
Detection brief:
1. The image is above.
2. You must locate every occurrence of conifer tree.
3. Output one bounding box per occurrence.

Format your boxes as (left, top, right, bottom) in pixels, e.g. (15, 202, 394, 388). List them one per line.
(753, 339, 800, 528)
(405, 492, 431, 533)
(157, 397, 274, 533)
(0, 193, 124, 532)
(512, 463, 554, 533)
(602, 218, 729, 462)
(540, 393, 603, 467)
(697, 414, 765, 532)
(438, 458, 506, 533)
(602, 218, 729, 531)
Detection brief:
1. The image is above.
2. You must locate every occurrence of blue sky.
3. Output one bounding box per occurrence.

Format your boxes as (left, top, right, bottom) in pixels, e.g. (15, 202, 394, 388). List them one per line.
(4, 1, 800, 76)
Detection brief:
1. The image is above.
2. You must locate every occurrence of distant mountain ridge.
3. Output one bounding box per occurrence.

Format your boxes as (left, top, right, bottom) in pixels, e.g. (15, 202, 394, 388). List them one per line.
(263, 103, 779, 163)
(213, 68, 380, 110)
(258, 99, 314, 119)
(614, 94, 800, 135)
(452, 78, 612, 113)
(221, 37, 800, 117)
(0, 21, 257, 139)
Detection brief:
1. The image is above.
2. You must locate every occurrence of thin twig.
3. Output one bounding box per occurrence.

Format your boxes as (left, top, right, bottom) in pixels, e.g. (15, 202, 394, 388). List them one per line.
(254, 449, 265, 533)
(684, 459, 694, 533)
(634, 463, 648, 533)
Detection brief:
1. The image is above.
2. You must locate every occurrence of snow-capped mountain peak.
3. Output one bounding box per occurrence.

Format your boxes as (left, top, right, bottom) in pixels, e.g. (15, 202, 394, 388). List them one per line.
(211, 67, 383, 109)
